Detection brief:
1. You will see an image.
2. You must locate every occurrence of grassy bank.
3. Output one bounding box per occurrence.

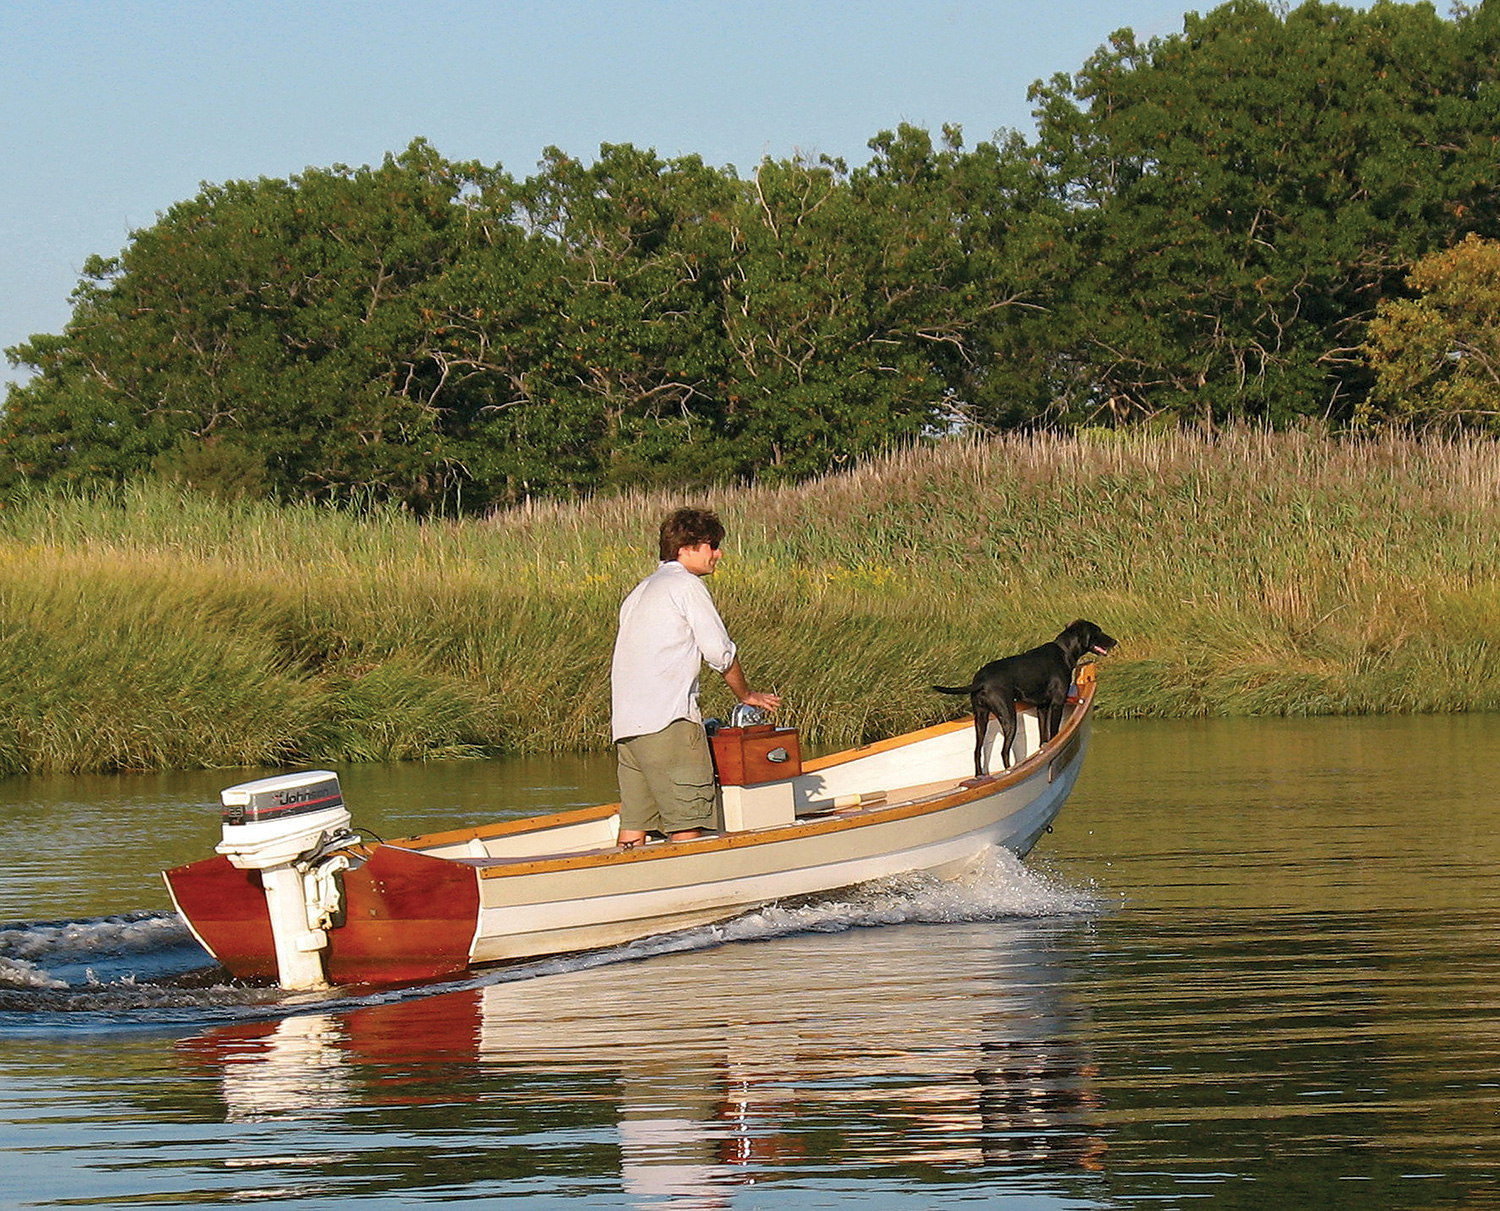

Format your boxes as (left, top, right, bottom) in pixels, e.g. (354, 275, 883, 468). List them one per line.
(1, 427, 1497, 775)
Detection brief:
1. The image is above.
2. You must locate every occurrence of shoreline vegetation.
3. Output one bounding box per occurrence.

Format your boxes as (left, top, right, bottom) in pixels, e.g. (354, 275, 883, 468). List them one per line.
(1, 427, 1496, 776)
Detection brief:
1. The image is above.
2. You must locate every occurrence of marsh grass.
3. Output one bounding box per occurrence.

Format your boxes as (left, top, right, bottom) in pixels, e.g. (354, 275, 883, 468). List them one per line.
(2, 427, 1498, 773)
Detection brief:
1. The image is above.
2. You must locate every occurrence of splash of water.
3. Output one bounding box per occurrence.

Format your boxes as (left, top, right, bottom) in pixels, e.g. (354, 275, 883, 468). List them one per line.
(1, 911, 188, 963)
(488, 846, 1102, 981)
(0, 911, 279, 1023)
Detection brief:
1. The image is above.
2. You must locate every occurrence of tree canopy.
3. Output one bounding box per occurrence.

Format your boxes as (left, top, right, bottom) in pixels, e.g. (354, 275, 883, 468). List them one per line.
(7, 0, 1500, 509)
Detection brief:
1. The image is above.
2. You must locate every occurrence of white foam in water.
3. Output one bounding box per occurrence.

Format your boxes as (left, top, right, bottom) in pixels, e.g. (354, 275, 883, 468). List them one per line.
(0, 913, 237, 1013)
(0, 957, 68, 991)
(0, 913, 190, 963)
(692, 848, 1097, 947)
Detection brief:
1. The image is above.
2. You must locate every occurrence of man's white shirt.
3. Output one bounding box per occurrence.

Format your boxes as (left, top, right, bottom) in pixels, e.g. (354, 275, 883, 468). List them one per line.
(610, 561, 737, 741)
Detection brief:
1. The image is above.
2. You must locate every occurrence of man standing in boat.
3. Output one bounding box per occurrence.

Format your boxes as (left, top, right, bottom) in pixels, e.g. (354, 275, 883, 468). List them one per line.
(611, 507, 781, 847)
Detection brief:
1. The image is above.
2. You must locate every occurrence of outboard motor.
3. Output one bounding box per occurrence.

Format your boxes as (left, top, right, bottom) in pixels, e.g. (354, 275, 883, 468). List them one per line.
(214, 770, 356, 991)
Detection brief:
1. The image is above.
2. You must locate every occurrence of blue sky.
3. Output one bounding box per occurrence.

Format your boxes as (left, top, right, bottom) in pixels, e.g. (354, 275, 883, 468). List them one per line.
(2, 0, 1198, 387)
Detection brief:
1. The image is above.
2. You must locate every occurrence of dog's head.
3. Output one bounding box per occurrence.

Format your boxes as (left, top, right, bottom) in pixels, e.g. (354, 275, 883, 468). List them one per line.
(1060, 619, 1117, 661)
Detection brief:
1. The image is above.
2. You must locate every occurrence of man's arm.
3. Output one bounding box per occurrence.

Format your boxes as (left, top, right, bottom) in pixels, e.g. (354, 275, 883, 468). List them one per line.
(721, 658, 781, 711)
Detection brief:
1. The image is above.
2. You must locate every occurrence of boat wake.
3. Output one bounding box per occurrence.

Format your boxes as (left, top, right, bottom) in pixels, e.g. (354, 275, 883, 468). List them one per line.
(0, 849, 1100, 1030)
(534, 846, 1102, 973)
(0, 911, 280, 1025)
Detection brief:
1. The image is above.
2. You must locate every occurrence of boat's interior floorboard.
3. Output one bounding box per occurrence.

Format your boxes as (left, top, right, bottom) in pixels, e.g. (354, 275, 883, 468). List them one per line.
(798, 778, 963, 818)
(437, 776, 982, 871)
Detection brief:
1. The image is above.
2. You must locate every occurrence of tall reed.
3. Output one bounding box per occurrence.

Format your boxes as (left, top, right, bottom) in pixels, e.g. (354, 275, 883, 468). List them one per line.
(1, 427, 1496, 774)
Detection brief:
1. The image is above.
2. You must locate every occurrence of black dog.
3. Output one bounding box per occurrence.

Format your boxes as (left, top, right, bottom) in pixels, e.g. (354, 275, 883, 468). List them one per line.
(933, 620, 1117, 777)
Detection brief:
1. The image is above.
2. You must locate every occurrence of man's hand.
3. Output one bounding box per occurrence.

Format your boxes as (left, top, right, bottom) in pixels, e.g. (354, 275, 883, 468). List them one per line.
(740, 689, 782, 712)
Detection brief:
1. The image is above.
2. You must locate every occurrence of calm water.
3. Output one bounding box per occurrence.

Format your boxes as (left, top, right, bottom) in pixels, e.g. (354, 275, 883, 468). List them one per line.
(2, 715, 1499, 1208)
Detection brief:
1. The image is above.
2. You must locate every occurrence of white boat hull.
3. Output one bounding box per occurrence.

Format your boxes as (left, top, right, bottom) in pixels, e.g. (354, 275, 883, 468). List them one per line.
(470, 727, 1087, 962)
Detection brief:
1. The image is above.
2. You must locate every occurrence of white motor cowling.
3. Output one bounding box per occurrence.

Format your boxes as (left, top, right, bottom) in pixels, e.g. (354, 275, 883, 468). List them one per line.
(217, 770, 351, 869)
(215, 771, 355, 991)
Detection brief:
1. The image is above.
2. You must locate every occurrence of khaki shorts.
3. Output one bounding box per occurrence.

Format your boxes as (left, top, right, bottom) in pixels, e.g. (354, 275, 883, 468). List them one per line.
(616, 719, 717, 834)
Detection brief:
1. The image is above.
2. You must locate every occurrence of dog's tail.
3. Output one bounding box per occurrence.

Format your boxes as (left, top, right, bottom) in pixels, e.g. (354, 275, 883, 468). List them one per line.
(931, 683, 976, 696)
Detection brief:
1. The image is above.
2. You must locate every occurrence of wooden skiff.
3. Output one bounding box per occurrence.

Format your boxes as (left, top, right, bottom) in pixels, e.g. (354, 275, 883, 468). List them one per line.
(164, 665, 1098, 991)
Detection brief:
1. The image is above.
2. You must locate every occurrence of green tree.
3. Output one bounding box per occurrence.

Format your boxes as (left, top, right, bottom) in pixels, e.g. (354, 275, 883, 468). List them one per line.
(710, 129, 999, 477)
(714, 152, 922, 476)
(1028, 0, 1500, 426)
(4, 140, 494, 507)
(416, 143, 742, 500)
(919, 129, 1077, 428)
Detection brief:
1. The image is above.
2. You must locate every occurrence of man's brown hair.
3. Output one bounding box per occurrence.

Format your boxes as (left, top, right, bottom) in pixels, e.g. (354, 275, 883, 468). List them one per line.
(659, 507, 725, 561)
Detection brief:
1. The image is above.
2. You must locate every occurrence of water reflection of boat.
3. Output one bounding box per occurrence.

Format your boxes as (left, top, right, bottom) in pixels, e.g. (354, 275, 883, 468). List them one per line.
(164, 668, 1098, 992)
(180, 921, 1107, 1195)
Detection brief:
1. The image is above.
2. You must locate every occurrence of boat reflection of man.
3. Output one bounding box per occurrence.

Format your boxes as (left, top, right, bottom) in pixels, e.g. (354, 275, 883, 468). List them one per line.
(611, 507, 781, 848)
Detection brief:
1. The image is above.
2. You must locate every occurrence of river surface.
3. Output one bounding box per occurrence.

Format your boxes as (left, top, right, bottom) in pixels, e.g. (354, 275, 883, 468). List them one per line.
(2, 714, 1498, 1209)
